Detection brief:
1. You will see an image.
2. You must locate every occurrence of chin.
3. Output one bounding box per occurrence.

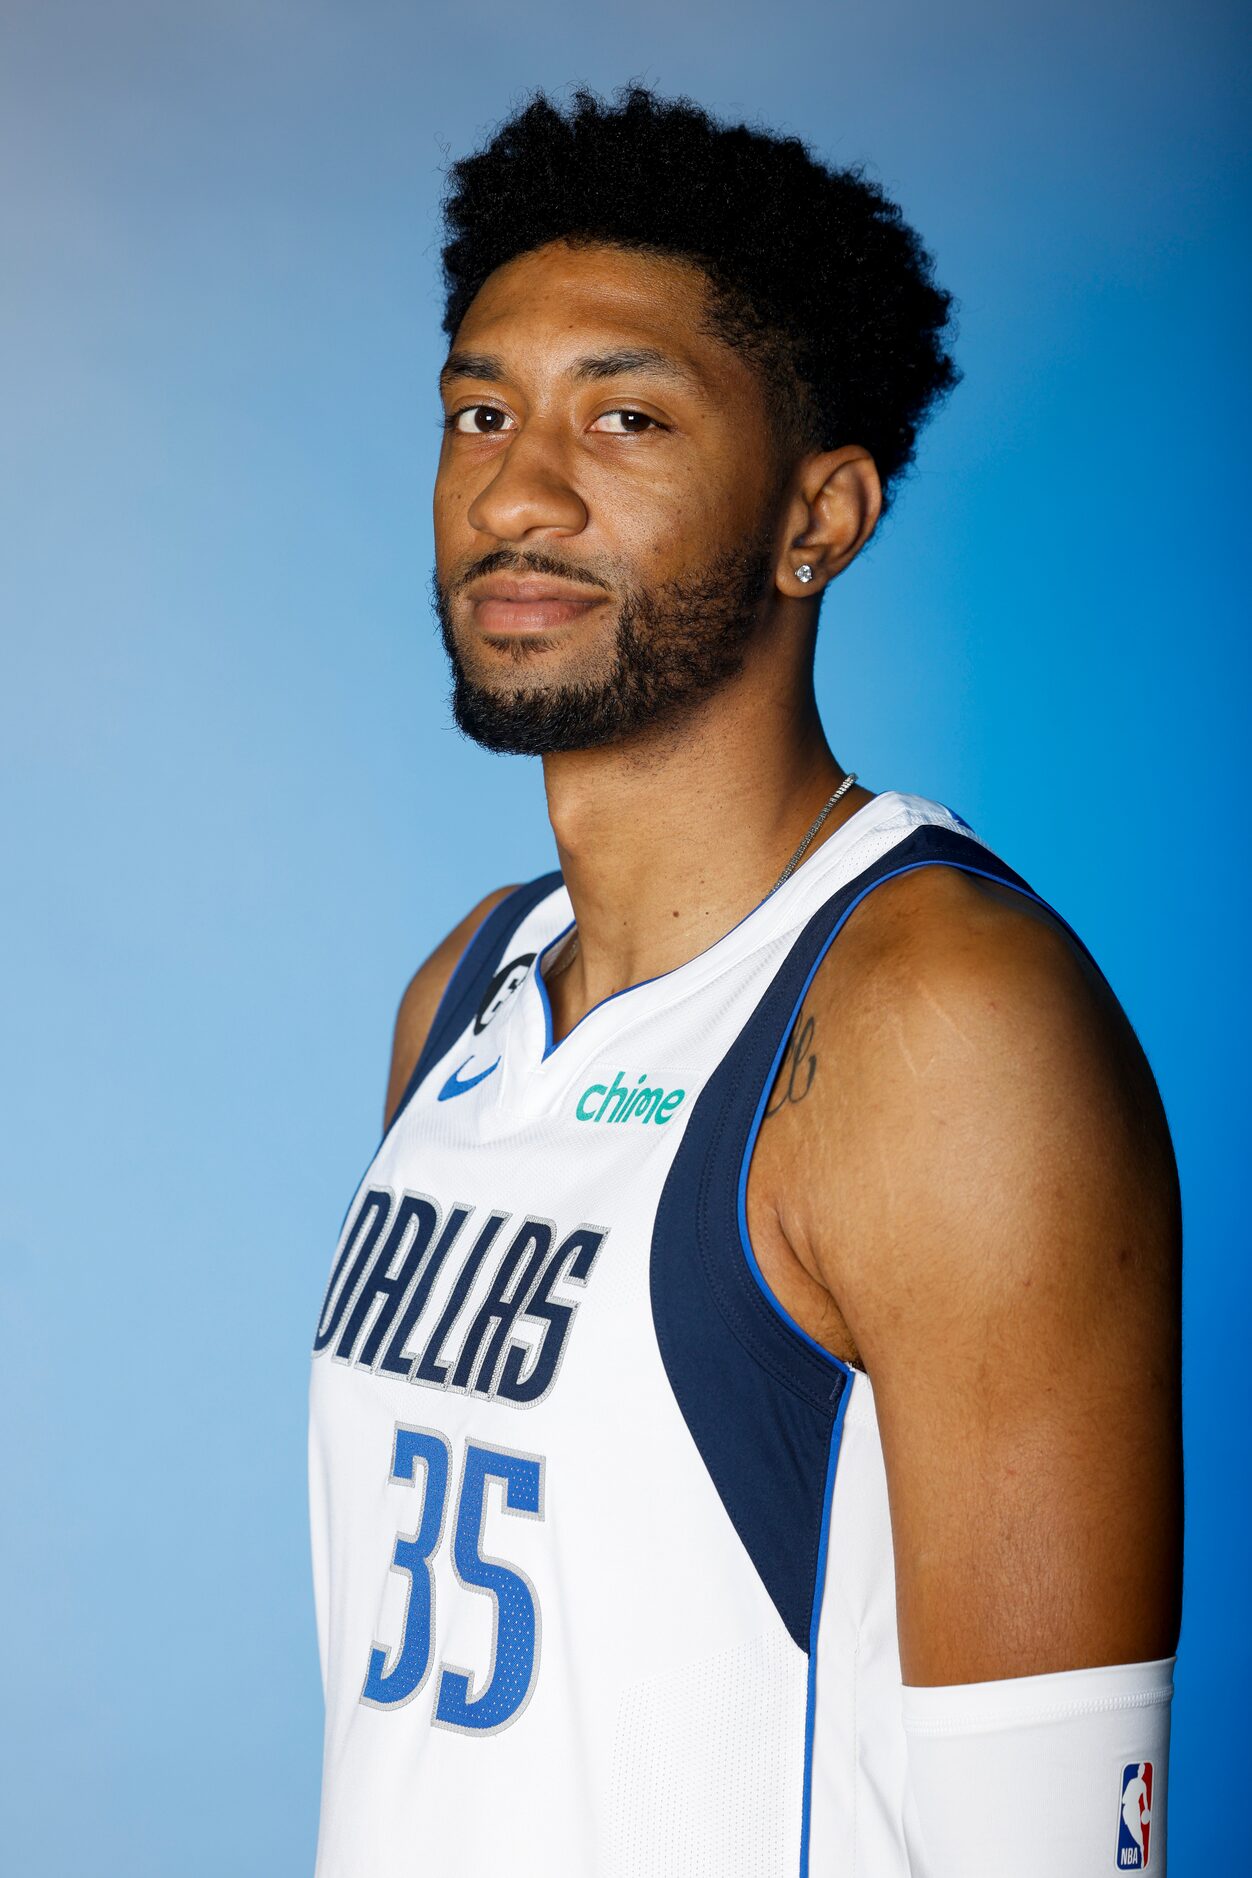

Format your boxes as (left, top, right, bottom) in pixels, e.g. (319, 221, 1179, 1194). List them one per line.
(475, 631, 571, 665)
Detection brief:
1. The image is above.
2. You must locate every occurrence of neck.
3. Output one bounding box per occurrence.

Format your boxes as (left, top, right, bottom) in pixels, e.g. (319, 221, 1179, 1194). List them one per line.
(540, 647, 867, 1041)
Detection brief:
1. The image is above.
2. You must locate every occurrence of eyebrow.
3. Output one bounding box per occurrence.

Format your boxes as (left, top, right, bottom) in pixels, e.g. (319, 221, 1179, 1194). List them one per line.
(438, 346, 700, 392)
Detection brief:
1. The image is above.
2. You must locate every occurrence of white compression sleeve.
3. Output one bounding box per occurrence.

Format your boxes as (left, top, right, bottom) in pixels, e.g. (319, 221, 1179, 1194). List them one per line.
(901, 1657, 1175, 1876)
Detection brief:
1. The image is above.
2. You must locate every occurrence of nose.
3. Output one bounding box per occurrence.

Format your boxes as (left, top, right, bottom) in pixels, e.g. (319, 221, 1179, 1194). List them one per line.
(465, 422, 589, 543)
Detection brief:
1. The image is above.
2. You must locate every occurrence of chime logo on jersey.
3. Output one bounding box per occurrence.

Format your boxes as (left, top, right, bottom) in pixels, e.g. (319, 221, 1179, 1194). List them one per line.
(1115, 1761, 1153, 1868)
(575, 1069, 687, 1124)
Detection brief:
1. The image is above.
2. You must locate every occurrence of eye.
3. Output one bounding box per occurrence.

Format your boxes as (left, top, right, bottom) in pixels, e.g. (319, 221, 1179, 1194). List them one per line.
(589, 409, 663, 434)
(447, 405, 516, 435)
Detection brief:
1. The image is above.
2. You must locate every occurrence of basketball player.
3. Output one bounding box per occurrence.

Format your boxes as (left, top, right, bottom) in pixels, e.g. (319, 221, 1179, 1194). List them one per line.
(309, 87, 1181, 1874)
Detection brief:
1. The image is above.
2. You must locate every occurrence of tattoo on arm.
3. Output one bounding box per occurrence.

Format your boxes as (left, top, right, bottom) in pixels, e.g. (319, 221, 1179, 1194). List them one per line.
(765, 1009, 817, 1117)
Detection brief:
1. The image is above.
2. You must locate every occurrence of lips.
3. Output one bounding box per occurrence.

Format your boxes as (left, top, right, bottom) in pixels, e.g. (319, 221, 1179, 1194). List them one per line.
(468, 576, 608, 635)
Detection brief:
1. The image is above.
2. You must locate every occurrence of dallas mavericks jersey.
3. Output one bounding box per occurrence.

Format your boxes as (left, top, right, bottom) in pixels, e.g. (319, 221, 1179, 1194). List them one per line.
(308, 792, 1048, 1876)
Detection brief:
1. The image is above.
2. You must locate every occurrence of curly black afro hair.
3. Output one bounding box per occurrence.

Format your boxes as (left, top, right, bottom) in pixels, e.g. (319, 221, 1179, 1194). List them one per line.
(440, 85, 960, 512)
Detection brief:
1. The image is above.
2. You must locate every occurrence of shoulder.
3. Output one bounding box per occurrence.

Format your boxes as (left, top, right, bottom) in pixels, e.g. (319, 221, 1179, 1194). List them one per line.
(811, 858, 1154, 1116)
(383, 883, 520, 1128)
(766, 859, 1178, 1355)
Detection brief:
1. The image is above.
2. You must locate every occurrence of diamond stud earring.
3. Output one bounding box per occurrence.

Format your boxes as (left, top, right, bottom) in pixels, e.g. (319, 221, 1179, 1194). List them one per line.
(795, 563, 815, 584)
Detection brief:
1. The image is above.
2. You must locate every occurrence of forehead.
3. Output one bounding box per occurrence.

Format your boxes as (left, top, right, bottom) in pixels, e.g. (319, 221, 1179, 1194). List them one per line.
(449, 240, 752, 397)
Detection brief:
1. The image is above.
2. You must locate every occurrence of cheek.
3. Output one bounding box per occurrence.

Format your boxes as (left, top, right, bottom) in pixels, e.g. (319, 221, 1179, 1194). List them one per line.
(432, 464, 478, 555)
(593, 472, 716, 573)
(623, 499, 732, 582)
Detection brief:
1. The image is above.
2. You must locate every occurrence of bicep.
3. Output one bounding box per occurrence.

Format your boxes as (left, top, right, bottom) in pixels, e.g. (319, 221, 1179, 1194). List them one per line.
(817, 909, 1181, 1685)
(383, 884, 519, 1129)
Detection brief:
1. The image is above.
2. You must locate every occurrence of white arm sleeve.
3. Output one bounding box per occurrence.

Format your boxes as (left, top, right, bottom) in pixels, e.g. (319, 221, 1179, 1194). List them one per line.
(901, 1656, 1175, 1876)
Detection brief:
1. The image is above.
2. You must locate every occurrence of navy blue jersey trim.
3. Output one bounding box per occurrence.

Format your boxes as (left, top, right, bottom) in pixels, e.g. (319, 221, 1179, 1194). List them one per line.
(650, 824, 1070, 1654)
(800, 1397, 850, 1875)
(386, 871, 563, 1137)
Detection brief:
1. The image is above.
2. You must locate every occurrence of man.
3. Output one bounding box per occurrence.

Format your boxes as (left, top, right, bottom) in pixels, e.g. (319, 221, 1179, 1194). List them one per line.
(309, 86, 1181, 1875)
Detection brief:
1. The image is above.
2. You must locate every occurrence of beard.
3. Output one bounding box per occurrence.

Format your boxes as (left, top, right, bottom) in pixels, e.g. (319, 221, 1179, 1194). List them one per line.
(432, 537, 776, 756)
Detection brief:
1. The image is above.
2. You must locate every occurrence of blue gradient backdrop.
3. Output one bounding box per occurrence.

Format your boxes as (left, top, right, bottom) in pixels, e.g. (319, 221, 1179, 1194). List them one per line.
(2, 3, 1246, 1870)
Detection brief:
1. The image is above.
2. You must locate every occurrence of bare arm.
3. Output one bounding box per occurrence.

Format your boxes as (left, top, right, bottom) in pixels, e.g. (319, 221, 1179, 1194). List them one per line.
(763, 867, 1182, 1684)
(383, 885, 518, 1130)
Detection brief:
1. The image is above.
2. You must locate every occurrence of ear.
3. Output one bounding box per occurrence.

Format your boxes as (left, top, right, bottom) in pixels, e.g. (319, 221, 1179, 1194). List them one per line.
(775, 446, 883, 597)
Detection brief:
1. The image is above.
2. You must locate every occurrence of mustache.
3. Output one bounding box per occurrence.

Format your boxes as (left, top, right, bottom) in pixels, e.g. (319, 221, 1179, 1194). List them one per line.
(447, 547, 613, 596)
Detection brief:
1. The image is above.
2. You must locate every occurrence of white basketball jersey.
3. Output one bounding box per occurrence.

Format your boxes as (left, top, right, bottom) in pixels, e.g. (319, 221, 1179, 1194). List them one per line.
(308, 791, 1047, 1876)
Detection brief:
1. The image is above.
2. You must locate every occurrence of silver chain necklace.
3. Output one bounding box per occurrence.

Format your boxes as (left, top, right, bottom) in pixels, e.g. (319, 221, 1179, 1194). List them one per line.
(769, 771, 858, 892)
(546, 773, 858, 982)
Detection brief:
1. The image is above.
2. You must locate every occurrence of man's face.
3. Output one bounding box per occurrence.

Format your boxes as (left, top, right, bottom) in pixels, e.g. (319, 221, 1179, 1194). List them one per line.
(432, 241, 789, 754)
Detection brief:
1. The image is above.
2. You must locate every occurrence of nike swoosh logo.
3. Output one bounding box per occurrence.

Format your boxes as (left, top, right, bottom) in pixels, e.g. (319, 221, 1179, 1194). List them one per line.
(437, 1055, 501, 1102)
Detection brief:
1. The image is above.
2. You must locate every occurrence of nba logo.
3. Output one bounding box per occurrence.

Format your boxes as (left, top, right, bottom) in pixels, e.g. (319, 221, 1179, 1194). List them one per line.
(1115, 1762, 1154, 1868)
